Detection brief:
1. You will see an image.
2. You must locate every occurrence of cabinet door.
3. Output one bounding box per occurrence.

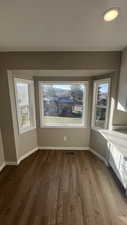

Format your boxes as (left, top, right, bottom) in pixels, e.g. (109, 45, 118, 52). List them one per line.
(109, 144, 127, 189)
(119, 157, 127, 189)
(109, 145, 121, 173)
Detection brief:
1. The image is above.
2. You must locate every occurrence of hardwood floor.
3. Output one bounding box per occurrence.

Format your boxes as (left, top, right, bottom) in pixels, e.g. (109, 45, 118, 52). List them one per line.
(0, 150, 127, 225)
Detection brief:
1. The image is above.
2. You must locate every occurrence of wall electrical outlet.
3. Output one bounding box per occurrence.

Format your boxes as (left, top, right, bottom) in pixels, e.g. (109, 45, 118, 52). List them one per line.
(64, 136, 67, 141)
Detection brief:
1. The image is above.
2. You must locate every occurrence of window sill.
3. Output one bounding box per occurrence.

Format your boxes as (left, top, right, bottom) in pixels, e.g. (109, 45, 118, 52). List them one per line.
(91, 127, 108, 132)
(40, 124, 87, 129)
(19, 126, 36, 135)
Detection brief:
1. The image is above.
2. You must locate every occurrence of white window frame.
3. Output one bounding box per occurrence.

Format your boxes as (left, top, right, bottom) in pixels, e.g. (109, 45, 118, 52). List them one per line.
(39, 81, 88, 128)
(92, 78, 111, 129)
(14, 78, 36, 134)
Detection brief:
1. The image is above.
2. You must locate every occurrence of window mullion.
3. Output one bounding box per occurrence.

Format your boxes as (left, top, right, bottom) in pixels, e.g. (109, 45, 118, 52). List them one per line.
(96, 105, 107, 109)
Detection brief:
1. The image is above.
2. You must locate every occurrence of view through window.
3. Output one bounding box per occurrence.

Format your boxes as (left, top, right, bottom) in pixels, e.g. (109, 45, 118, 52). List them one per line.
(15, 79, 36, 133)
(92, 79, 110, 129)
(39, 82, 87, 127)
(16, 82, 30, 129)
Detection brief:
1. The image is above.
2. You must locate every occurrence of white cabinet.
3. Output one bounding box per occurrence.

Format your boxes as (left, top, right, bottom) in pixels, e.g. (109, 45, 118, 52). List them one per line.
(109, 143, 127, 192)
(118, 47, 127, 112)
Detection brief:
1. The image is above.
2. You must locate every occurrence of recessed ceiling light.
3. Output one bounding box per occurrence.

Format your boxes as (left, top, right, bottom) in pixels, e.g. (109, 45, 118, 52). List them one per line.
(104, 8, 119, 22)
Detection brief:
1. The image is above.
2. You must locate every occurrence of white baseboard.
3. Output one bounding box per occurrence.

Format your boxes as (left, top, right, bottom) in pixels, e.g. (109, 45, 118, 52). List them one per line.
(0, 146, 108, 173)
(38, 146, 89, 151)
(17, 147, 38, 164)
(0, 162, 6, 172)
(6, 147, 38, 166)
(89, 148, 108, 166)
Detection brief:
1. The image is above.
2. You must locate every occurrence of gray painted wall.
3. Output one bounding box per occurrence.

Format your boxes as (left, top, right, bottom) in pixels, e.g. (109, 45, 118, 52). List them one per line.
(0, 68, 17, 162)
(0, 129, 5, 168)
(0, 51, 121, 162)
(112, 65, 127, 125)
(117, 47, 127, 113)
(0, 51, 121, 70)
(113, 110, 127, 125)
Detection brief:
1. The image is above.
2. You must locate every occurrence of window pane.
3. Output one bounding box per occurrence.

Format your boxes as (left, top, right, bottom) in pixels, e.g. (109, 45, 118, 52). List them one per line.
(41, 83, 86, 126)
(95, 107, 106, 128)
(96, 83, 109, 106)
(16, 82, 30, 129)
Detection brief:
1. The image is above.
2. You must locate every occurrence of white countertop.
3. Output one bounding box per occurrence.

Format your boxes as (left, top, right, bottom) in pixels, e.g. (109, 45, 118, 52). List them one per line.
(96, 129, 127, 158)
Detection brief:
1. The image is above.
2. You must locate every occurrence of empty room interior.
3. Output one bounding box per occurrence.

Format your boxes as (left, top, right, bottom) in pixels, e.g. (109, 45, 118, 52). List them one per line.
(1, 1, 127, 225)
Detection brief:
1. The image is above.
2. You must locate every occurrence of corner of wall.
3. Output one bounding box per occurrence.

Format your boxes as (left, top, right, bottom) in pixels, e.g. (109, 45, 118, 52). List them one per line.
(0, 68, 17, 163)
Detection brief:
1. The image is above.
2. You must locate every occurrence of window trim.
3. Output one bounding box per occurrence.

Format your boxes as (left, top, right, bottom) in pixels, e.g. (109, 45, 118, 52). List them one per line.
(39, 81, 88, 128)
(92, 78, 111, 130)
(14, 78, 36, 135)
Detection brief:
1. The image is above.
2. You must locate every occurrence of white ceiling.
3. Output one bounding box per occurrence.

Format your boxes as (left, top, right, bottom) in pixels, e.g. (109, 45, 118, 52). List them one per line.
(0, 0, 127, 51)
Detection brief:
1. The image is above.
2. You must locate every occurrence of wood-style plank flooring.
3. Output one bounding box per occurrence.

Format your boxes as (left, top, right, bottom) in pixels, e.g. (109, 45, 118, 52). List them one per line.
(0, 150, 127, 225)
